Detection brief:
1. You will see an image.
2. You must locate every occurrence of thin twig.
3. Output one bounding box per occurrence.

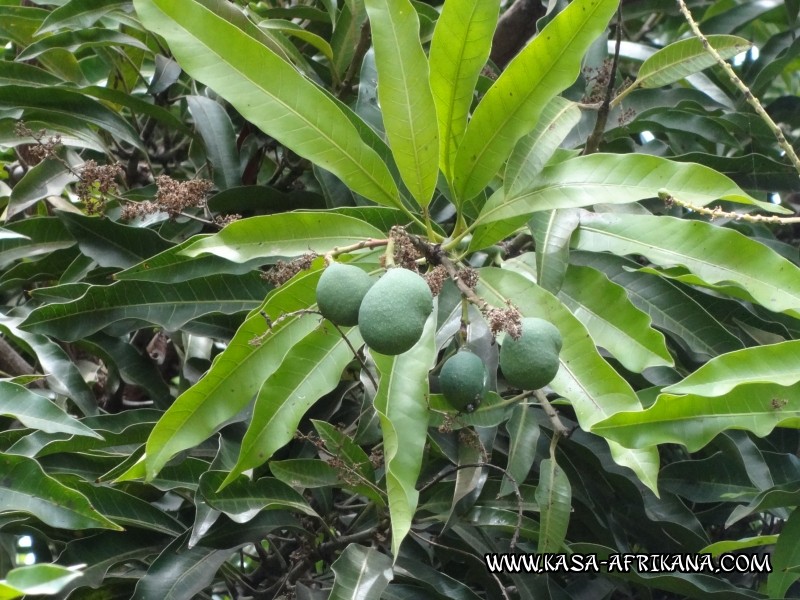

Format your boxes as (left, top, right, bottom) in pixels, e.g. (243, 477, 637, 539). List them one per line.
(676, 0, 800, 177)
(584, 5, 623, 154)
(533, 389, 570, 439)
(660, 192, 800, 224)
(337, 21, 372, 100)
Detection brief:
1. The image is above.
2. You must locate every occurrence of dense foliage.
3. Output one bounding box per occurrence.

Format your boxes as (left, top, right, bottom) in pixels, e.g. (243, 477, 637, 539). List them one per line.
(1, 0, 799, 598)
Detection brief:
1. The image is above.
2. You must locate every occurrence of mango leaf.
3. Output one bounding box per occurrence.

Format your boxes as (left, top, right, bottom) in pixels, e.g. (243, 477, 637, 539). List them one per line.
(222, 323, 364, 486)
(452, 0, 618, 202)
(631, 35, 752, 91)
(329, 544, 393, 600)
(37, 0, 130, 34)
(0, 382, 99, 439)
(0, 565, 82, 598)
(574, 212, 800, 317)
(20, 273, 268, 341)
(664, 340, 800, 397)
(133, 0, 401, 208)
(372, 311, 437, 558)
(16, 28, 148, 61)
(364, 0, 438, 206)
(331, 0, 367, 80)
(199, 471, 316, 521)
(428, 0, 500, 182)
(592, 382, 800, 452)
(182, 212, 383, 262)
(535, 458, 571, 553)
(476, 153, 789, 226)
(768, 508, 800, 598)
(528, 208, 580, 294)
(0, 454, 121, 530)
(259, 19, 334, 63)
(0, 217, 74, 269)
(726, 481, 800, 527)
(186, 95, 240, 191)
(700, 535, 779, 557)
(570, 251, 743, 359)
(477, 267, 659, 493)
(142, 265, 321, 480)
(7, 155, 78, 218)
(505, 96, 581, 197)
(499, 404, 540, 497)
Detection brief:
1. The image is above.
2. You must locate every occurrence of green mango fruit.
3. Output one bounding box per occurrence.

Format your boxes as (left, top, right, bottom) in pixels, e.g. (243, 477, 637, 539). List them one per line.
(499, 317, 562, 390)
(439, 350, 486, 412)
(316, 262, 374, 326)
(358, 267, 433, 355)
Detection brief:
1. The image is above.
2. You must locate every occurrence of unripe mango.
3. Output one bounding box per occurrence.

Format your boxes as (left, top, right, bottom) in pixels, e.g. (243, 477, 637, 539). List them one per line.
(316, 262, 374, 326)
(358, 268, 433, 355)
(499, 317, 562, 390)
(439, 350, 486, 412)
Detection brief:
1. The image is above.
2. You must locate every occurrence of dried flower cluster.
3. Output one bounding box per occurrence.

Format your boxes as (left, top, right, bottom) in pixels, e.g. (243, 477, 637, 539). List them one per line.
(77, 160, 123, 214)
(583, 59, 614, 104)
(458, 266, 479, 289)
(14, 122, 61, 165)
(485, 304, 523, 340)
(121, 175, 212, 220)
(262, 252, 318, 286)
(390, 225, 422, 271)
(424, 264, 447, 296)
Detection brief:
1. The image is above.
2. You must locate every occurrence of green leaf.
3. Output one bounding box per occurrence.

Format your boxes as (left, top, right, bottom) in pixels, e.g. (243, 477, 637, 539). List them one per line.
(499, 404, 539, 497)
(700, 535, 779, 558)
(57, 211, 173, 269)
(0, 454, 122, 530)
(330, 0, 367, 80)
(133, 0, 400, 208)
(768, 508, 800, 598)
(726, 481, 800, 527)
(575, 212, 800, 317)
(37, 0, 130, 34)
(664, 340, 800, 396)
(7, 155, 78, 218)
(535, 458, 571, 553)
(476, 153, 788, 226)
(592, 382, 800, 452)
(185, 95, 241, 191)
(477, 267, 659, 493)
(528, 208, 580, 294)
(452, 0, 618, 202)
(428, 0, 500, 183)
(270, 459, 341, 488)
(329, 544, 393, 600)
(505, 96, 581, 197)
(143, 265, 322, 480)
(633, 35, 752, 90)
(223, 323, 364, 485)
(20, 273, 268, 341)
(1, 564, 82, 597)
(17, 28, 148, 61)
(372, 311, 437, 558)
(182, 212, 383, 262)
(313, 420, 383, 504)
(0, 217, 74, 270)
(0, 382, 99, 438)
(364, 0, 438, 206)
(259, 19, 334, 63)
(199, 471, 316, 521)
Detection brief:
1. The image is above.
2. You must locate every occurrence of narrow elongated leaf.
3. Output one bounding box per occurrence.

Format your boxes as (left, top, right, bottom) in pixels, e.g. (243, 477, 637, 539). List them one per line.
(452, 0, 618, 202)
(21, 273, 268, 341)
(57, 211, 172, 269)
(133, 0, 400, 208)
(0, 314, 97, 416)
(571, 251, 743, 359)
(223, 323, 364, 486)
(372, 312, 437, 558)
(505, 96, 581, 196)
(259, 19, 333, 63)
(143, 266, 322, 480)
(0, 382, 99, 438)
(0, 454, 121, 530)
(768, 508, 800, 598)
(364, 0, 438, 206)
(428, 0, 500, 182)
(1, 565, 82, 597)
(592, 382, 800, 452)
(329, 544, 393, 600)
(536, 458, 571, 553)
(575, 212, 800, 317)
(8, 156, 77, 218)
(131, 533, 232, 600)
(17, 29, 148, 61)
(633, 35, 752, 90)
(330, 0, 367, 80)
(200, 471, 315, 521)
(37, 0, 129, 34)
(477, 268, 659, 493)
(528, 208, 580, 294)
(664, 340, 800, 397)
(499, 405, 540, 497)
(476, 153, 788, 226)
(182, 212, 383, 262)
(185, 95, 240, 190)
(0, 217, 74, 269)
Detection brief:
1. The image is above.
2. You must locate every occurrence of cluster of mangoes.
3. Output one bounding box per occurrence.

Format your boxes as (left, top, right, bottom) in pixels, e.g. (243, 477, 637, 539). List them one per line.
(315, 262, 562, 412)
